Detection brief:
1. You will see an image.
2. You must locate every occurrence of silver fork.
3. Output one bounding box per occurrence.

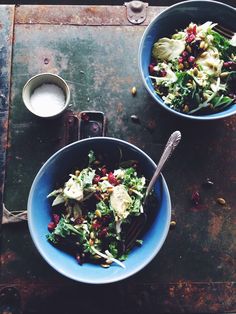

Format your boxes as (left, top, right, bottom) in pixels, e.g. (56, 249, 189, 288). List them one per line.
(124, 131, 182, 251)
(214, 24, 236, 46)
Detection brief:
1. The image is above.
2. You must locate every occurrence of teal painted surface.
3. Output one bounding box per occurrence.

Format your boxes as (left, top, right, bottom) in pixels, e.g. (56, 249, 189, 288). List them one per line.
(5, 25, 163, 211)
(2, 14, 236, 310)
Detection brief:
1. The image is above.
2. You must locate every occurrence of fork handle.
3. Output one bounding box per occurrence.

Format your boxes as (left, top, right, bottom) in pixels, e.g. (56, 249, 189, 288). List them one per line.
(144, 131, 181, 203)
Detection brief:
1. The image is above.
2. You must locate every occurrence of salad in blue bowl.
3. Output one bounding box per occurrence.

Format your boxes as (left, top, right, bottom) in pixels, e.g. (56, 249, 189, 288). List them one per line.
(46, 149, 148, 269)
(139, 0, 236, 120)
(28, 137, 171, 284)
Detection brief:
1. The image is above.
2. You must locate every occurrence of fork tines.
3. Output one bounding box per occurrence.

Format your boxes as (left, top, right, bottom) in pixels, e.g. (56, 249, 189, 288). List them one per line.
(124, 213, 147, 251)
(214, 24, 234, 39)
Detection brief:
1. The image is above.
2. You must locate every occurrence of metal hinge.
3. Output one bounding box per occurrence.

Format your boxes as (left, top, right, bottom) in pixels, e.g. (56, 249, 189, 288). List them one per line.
(124, 1, 148, 25)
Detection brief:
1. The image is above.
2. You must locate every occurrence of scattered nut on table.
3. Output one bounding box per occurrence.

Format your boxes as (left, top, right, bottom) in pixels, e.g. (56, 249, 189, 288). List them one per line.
(131, 86, 137, 96)
(216, 197, 226, 205)
(130, 114, 140, 123)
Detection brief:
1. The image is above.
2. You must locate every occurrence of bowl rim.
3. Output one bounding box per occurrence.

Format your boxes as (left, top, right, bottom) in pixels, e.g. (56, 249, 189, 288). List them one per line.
(138, 0, 236, 121)
(22, 72, 71, 118)
(27, 137, 172, 284)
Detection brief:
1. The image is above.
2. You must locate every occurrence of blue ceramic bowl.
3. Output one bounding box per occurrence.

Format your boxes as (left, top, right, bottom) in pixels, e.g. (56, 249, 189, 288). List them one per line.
(28, 137, 171, 284)
(139, 0, 236, 121)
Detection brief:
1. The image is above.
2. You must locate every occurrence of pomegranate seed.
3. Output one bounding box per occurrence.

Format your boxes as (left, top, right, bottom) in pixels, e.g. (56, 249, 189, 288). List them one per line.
(93, 174, 101, 184)
(160, 70, 167, 77)
(108, 172, 118, 185)
(101, 215, 110, 224)
(182, 51, 188, 58)
(101, 167, 107, 176)
(48, 221, 56, 231)
(92, 220, 101, 230)
(229, 93, 236, 100)
(98, 227, 108, 238)
(188, 56, 195, 63)
(191, 191, 200, 205)
(226, 61, 236, 70)
(186, 34, 195, 43)
(52, 214, 60, 225)
(149, 64, 155, 74)
(223, 61, 236, 70)
(187, 25, 196, 34)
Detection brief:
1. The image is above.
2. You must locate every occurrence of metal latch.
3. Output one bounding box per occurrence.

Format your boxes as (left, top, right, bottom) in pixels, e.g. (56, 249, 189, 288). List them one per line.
(78, 111, 106, 139)
(125, 1, 148, 25)
(59, 110, 106, 148)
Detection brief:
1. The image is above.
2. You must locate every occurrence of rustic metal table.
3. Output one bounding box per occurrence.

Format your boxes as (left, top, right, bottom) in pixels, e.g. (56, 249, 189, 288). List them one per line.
(0, 4, 235, 313)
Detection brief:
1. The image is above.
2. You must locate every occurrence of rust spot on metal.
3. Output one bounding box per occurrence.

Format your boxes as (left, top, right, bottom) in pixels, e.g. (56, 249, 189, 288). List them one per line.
(15, 5, 165, 26)
(220, 253, 236, 270)
(1, 118, 10, 150)
(225, 115, 236, 130)
(127, 136, 138, 145)
(116, 103, 124, 113)
(2, 117, 8, 130)
(146, 119, 157, 131)
(1, 250, 17, 265)
(0, 280, 234, 313)
(84, 7, 98, 15)
(189, 204, 208, 212)
(208, 214, 223, 239)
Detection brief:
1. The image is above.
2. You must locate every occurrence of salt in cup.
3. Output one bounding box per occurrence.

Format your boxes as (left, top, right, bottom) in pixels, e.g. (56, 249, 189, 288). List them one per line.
(22, 73, 70, 118)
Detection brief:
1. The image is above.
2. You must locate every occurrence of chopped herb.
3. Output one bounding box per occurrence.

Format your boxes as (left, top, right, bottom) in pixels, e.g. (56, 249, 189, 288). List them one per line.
(88, 150, 96, 165)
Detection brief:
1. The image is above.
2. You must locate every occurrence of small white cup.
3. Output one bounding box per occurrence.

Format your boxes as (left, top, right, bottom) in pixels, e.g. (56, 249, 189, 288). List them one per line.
(22, 73, 71, 118)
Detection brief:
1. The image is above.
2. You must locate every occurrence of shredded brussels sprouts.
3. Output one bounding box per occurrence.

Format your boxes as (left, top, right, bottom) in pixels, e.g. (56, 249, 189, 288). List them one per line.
(46, 151, 147, 268)
(149, 21, 236, 114)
